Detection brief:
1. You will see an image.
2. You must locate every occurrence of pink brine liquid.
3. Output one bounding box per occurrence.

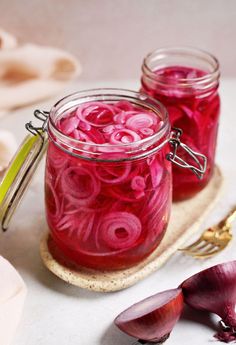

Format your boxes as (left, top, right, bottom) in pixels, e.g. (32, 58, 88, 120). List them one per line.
(141, 66, 220, 200)
(45, 100, 171, 270)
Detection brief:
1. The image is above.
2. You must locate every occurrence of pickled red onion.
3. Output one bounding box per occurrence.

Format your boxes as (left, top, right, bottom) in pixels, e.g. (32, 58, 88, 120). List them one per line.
(78, 121, 91, 131)
(71, 242, 135, 257)
(75, 213, 96, 242)
(140, 128, 154, 136)
(76, 102, 115, 127)
(115, 100, 134, 111)
(56, 211, 95, 242)
(114, 111, 138, 125)
(102, 125, 115, 134)
(45, 182, 62, 220)
(46, 99, 169, 270)
(57, 100, 162, 148)
(107, 187, 145, 203)
(110, 129, 141, 144)
(61, 166, 101, 205)
(56, 214, 74, 233)
(100, 212, 142, 249)
(131, 176, 146, 191)
(126, 113, 156, 130)
(149, 157, 163, 188)
(58, 116, 79, 135)
(94, 162, 131, 184)
(48, 144, 68, 169)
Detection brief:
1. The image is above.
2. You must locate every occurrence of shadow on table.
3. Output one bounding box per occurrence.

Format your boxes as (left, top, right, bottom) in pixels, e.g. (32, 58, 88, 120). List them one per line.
(100, 322, 133, 345)
(180, 305, 219, 332)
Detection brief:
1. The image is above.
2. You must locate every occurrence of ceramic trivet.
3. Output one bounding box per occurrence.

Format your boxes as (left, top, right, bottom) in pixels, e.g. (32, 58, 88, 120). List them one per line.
(40, 165, 223, 292)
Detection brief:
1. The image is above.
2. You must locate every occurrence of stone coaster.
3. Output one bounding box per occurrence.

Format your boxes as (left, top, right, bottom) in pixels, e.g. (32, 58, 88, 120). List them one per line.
(40, 166, 223, 292)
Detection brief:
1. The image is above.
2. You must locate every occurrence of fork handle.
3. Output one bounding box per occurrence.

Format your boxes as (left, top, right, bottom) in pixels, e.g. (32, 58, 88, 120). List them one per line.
(220, 206, 236, 227)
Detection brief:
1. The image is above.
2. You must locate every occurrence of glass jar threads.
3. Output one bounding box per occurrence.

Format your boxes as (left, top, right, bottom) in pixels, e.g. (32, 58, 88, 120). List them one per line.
(140, 47, 220, 200)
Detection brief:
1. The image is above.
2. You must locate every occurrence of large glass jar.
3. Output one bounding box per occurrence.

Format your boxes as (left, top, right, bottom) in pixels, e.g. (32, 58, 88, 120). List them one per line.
(0, 89, 206, 272)
(45, 89, 172, 270)
(140, 47, 220, 201)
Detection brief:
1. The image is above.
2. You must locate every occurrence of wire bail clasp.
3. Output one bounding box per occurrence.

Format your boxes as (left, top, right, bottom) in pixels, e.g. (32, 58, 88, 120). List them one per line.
(25, 110, 49, 141)
(167, 128, 207, 179)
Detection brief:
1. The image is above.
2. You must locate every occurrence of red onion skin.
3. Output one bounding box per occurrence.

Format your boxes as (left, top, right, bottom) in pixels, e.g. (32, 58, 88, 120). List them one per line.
(115, 289, 184, 343)
(181, 261, 236, 342)
(214, 330, 236, 343)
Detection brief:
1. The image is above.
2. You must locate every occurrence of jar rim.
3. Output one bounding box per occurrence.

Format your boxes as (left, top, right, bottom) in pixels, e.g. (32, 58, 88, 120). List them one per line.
(48, 88, 170, 159)
(142, 46, 220, 88)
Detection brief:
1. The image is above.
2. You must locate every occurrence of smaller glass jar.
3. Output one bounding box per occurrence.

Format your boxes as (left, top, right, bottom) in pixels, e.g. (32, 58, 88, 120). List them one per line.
(140, 47, 220, 201)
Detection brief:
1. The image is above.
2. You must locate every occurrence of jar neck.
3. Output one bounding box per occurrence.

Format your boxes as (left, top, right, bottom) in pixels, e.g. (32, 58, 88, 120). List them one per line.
(141, 47, 220, 97)
(47, 89, 171, 162)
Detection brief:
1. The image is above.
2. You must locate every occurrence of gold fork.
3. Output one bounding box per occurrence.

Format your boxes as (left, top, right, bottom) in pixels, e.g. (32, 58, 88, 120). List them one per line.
(179, 206, 236, 258)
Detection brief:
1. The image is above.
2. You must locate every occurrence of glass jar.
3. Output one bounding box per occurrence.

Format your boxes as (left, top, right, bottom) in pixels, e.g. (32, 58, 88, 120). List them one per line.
(140, 47, 220, 201)
(0, 89, 206, 271)
(45, 90, 172, 270)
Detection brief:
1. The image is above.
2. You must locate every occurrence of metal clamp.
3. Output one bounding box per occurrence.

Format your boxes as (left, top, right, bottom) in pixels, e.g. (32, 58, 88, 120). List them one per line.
(167, 128, 207, 179)
(25, 110, 49, 140)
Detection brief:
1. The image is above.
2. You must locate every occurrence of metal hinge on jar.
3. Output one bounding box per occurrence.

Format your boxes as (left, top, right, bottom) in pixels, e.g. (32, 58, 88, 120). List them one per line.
(25, 110, 49, 139)
(167, 128, 207, 179)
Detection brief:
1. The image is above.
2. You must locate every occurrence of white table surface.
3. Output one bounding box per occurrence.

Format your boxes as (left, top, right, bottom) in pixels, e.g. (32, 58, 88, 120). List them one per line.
(0, 79, 236, 345)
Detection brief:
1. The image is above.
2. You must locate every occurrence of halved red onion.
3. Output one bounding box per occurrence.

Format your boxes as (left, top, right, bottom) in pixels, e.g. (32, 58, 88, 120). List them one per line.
(115, 288, 184, 344)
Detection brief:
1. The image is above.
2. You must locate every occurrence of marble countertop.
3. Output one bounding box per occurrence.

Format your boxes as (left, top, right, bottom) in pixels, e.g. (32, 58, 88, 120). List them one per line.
(0, 79, 236, 345)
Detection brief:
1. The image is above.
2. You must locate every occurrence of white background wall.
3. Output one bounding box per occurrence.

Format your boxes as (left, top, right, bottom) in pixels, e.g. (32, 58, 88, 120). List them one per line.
(0, 0, 235, 81)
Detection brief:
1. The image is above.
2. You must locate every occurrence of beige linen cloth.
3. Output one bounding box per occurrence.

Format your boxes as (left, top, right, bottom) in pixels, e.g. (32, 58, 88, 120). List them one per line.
(0, 28, 81, 111)
(0, 28, 81, 172)
(0, 30, 81, 343)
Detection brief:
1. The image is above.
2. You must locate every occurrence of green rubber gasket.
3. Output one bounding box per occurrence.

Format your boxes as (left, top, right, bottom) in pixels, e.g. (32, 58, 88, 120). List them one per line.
(0, 134, 39, 205)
